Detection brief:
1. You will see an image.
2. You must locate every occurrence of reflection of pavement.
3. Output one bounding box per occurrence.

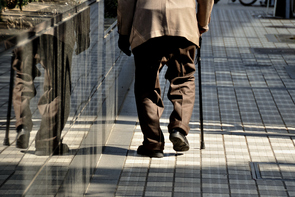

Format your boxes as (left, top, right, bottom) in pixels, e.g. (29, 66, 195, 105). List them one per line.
(86, 2, 295, 196)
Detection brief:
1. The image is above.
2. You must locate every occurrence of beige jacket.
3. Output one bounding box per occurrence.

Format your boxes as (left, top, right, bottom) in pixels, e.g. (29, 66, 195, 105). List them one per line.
(117, 0, 214, 50)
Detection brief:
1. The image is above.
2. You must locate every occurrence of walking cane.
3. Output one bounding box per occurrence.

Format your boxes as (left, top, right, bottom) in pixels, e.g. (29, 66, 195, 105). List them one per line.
(197, 37, 205, 149)
(3, 53, 14, 146)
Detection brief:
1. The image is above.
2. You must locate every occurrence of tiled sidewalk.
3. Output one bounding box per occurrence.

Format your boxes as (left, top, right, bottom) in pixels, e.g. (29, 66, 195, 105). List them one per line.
(86, 1, 295, 197)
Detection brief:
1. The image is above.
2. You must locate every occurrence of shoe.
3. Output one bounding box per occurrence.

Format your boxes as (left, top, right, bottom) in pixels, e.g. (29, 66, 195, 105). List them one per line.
(169, 129, 189, 151)
(16, 127, 30, 149)
(35, 143, 69, 156)
(137, 145, 164, 158)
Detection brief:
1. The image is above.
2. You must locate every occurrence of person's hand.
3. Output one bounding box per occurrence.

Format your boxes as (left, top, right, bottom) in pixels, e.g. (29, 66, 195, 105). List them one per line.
(198, 25, 207, 35)
(118, 35, 131, 56)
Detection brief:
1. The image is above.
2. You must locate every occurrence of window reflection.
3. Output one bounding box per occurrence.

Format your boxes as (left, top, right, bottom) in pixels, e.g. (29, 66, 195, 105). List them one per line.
(0, 0, 119, 195)
(7, 6, 90, 156)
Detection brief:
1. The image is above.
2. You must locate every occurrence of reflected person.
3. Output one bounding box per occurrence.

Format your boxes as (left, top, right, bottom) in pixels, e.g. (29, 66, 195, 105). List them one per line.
(10, 8, 90, 156)
(117, 0, 214, 158)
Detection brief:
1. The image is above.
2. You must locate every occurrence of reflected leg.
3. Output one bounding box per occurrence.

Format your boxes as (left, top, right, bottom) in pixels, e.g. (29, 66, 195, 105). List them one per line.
(35, 35, 71, 155)
(12, 40, 40, 148)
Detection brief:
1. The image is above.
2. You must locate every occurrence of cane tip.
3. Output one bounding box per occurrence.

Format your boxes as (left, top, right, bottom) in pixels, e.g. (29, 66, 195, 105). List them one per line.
(3, 138, 10, 146)
(200, 142, 205, 149)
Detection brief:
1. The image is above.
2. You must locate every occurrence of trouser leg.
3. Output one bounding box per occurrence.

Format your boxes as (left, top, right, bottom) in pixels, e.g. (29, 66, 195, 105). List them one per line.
(166, 45, 196, 135)
(35, 35, 71, 150)
(12, 40, 40, 131)
(133, 51, 165, 151)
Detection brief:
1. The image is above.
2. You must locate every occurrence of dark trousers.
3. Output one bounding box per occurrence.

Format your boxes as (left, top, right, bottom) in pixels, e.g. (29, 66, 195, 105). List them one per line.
(12, 34, 72, 150)
(133, 36, 196, 151)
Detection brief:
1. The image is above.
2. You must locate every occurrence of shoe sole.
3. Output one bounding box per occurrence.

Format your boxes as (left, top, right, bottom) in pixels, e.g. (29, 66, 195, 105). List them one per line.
(169, 133, 189, 152)
(137, 146, 164, 158)
(35, 150, 50, 156)
(138, 152, 164, 158)
(16, 134, 30, 149)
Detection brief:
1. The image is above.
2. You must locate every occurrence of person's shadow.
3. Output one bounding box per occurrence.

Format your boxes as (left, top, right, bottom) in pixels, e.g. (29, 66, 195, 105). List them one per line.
(22, 146, 183, 157)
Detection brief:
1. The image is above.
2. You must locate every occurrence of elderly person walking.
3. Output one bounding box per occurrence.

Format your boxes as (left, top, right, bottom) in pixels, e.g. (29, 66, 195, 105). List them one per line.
(117, 0, 214, 158)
